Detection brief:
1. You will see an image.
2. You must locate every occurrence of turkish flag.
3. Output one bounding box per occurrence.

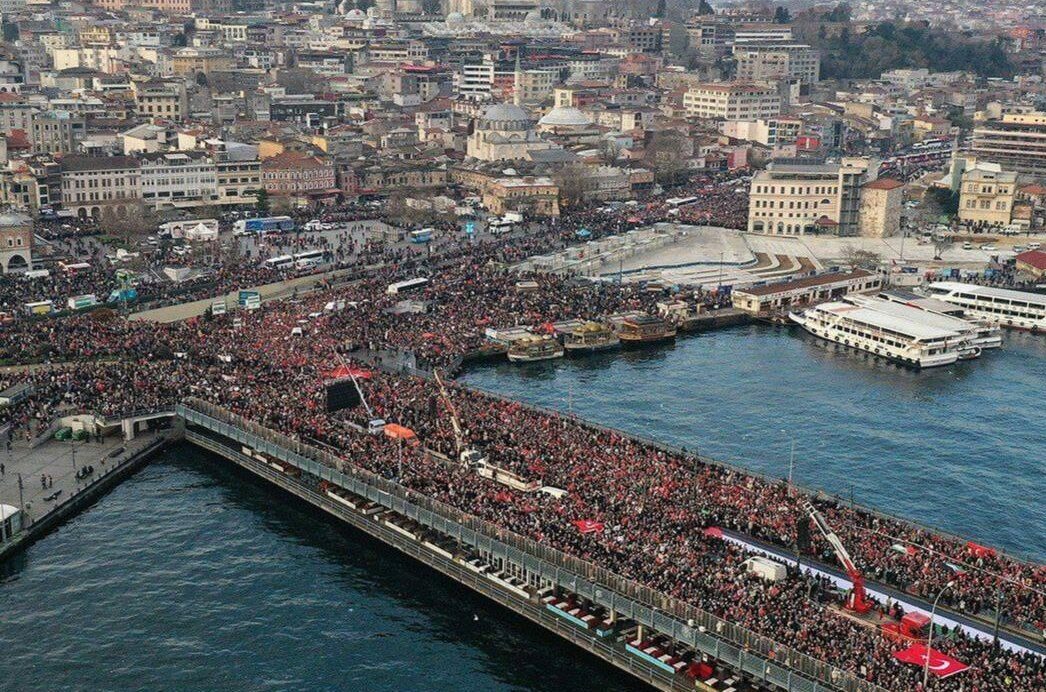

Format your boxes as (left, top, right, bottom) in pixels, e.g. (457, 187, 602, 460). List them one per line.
(573, 519, 605, 534)
(893, 644, 970, 678)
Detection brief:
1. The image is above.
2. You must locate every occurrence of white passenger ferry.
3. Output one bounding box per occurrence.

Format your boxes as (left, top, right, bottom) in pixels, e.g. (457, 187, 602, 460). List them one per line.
(866, 292, 1003, 350)
(927, 282, 1046, 332)
(789, 299, 981, 368)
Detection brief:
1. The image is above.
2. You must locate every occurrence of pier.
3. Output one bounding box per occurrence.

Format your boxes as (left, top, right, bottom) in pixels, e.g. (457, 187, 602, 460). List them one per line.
(0, 428, 173, 562)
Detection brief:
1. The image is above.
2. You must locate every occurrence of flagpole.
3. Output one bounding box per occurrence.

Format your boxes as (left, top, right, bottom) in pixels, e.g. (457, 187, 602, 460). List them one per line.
(924, 580, 955, 689)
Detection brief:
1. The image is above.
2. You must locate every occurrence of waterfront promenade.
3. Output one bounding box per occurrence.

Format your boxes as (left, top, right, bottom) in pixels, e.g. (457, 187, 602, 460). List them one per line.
(0, 431, 171, 561)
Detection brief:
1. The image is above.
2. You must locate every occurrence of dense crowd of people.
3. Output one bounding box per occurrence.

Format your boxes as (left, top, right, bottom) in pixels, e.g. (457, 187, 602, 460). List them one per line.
(0, 181, 1042, 690)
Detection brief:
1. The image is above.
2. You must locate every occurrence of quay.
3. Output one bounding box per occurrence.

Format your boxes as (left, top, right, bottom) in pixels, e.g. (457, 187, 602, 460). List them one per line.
(0, 426, 174, 562)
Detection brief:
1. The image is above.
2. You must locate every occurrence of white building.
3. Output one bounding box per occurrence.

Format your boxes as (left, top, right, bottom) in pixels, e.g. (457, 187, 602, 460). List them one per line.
(684, 82, 780, 121)
(748, 158, 876, 236)
(139, 152, 219, 210)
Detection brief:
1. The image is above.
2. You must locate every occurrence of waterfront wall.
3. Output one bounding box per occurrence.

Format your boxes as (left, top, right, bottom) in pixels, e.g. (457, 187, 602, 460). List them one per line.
(178, 398, 887, 692)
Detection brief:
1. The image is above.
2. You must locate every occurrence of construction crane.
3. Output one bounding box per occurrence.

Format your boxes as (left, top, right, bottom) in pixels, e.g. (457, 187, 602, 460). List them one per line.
(433, 370, 485, 466)
(803, 500, 873, 614)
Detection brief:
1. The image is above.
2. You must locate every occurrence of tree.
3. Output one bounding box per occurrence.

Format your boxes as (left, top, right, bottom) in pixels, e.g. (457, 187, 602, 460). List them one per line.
(599, 138, 623, 165)
(255, 188, 271, 215)
(654, 0, 666, 18)
(667, 22, 690, 59)
(644, 130, 690, 186)
(698, 0, 715, 15)
(774, 6, 791, 24)
(554, 164, 596, 210)
(839, 245, 882, 271)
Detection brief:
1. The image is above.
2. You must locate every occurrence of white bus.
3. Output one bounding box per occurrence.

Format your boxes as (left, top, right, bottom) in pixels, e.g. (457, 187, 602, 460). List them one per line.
(387, 277, 429, 295)
(263, 255, 295, 271)
(293, 250, 324, 269)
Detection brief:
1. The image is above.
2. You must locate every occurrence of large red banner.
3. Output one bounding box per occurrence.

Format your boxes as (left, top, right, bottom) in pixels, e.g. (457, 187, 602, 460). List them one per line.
(894, 644, 970, 678)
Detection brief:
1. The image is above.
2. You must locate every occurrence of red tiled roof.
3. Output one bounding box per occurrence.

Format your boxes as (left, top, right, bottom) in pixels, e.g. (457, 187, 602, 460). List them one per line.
(864, 177, 904, 191)
(1015, 250, 1046, 271)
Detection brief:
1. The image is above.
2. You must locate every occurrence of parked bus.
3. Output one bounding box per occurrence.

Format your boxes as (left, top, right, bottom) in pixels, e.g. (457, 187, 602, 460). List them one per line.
(409, 228, 434, 244)
(233, 216, 295, 235)
(665, 196, 699, 207)
(262, 254, 295, 270)
(387, 277, 429, 295)
(293, 250, 324, 269)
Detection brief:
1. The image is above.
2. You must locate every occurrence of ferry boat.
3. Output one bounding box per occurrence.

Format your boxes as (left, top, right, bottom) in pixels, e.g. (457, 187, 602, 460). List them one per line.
(616, 315, 677, 346)
(563, 322, 620, 353)
(789, 300, 980, 368)
(877, 290, 1002, 349)
(926, 281, 1046, 331)
(507, 335, 565, 363)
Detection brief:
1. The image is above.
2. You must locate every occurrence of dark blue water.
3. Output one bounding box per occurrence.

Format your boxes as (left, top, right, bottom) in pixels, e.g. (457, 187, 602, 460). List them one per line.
(0, 448, 646, 692)
(463, 324, 1046, 562)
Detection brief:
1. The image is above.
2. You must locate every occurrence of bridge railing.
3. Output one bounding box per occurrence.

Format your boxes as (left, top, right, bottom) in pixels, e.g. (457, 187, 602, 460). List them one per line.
(178, 397, 888, 692)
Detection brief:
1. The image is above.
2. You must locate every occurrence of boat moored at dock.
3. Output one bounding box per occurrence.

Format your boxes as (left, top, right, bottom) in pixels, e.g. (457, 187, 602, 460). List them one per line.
(878, 290, 1003, 349)
(789, 299, 981, 368)
(615, 314, 677, 346)
(507, 335, 565, 363)
(562, 321, 620, 353)
(926, 281, 1046, 332)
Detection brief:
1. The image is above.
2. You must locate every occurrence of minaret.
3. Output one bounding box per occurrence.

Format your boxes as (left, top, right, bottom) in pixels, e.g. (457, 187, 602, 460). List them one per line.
(513, 50, 522, 107)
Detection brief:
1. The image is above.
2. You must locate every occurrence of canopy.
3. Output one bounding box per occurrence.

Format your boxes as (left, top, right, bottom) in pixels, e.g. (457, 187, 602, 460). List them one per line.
(893, 644, 969, 678)
(383, 423, 419, 445)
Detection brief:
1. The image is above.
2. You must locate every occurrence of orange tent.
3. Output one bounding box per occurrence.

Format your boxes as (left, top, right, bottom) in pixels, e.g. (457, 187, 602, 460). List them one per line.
(383, 423, 419, 446)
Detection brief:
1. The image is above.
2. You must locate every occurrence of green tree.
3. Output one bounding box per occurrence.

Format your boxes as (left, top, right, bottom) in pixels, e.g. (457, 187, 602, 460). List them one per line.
(774, 6, 791, 23)
(255, 188, 271, 215)
(698, 0, 714, 15)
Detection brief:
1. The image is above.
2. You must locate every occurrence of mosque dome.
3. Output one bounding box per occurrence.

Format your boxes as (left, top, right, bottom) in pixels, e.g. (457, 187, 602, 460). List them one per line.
(523, 10, 541, 24)
(446, 11, 465, 25)
(538, 106, 592, 128)
(478, 102, 532, 131)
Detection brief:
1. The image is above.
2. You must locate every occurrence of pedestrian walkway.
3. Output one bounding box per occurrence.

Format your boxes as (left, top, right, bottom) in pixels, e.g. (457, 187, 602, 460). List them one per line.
(0, 433, 133, 527)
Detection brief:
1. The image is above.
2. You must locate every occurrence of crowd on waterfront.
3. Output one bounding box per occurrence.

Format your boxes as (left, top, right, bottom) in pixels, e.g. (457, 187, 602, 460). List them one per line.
(0, 183, 1043, 690)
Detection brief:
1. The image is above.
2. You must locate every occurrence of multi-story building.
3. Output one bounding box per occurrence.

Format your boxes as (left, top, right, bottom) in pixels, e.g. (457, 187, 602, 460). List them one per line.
(683, 82, 780, 121)
(958, 166, 1017, 227)
(721, 117, 802, 147)
(733, 43, 820, 85)
(133, 80, 189, 121)
(483, 176, 559, 217)
(748, 158, 875, 236)
(261, 151, 336, 202)
(215, 154, 261, 206)
(139, 152, 220, 210)
(60, 155, 141, 221)
(171, 48, 234, 76)
(971, 113, 1046, 177)
(0, 102, 36, 133)
(0, 211, 33, 273)
(29, 112, 86, 155)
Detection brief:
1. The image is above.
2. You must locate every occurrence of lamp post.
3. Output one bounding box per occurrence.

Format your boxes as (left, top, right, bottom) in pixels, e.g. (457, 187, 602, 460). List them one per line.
(924, 580, 956, 689)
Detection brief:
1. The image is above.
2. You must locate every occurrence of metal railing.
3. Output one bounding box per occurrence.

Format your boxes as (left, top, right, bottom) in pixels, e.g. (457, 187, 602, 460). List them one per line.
(178, 397, 888, 692)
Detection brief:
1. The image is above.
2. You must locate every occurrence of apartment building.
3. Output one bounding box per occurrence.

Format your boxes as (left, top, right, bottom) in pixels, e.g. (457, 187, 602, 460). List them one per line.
(683, 82, 780, 121)
(133, 80, 189, 121)
(733, 43, 820, 85)
(29, 112, 86, 155)
(958, 166, 1018, 227)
